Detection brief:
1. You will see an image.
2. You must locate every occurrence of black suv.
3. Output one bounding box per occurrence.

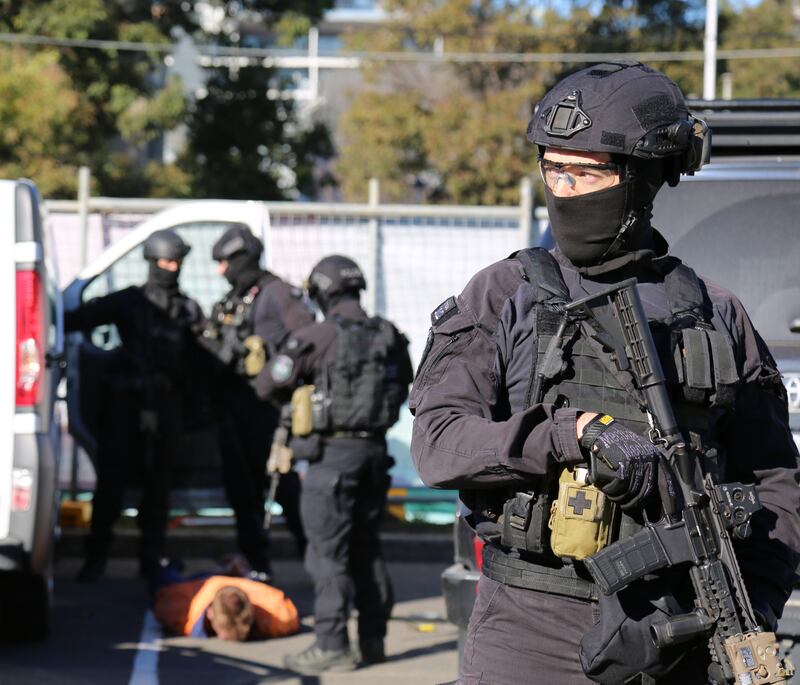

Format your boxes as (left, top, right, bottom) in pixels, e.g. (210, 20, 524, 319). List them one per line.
(440, 99, 800, 674)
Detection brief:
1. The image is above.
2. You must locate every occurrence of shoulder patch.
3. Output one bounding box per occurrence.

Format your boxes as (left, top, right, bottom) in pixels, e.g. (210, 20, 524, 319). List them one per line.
(431, 296, 458, 327)
(270, 354, 294, 383)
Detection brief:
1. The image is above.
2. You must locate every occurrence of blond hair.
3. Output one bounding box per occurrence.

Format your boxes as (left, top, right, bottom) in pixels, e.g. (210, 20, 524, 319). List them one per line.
(209, 586, 254, 641)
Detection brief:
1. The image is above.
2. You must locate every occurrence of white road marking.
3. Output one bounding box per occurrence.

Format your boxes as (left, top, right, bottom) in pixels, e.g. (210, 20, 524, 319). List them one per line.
(128, 610, 163, 685)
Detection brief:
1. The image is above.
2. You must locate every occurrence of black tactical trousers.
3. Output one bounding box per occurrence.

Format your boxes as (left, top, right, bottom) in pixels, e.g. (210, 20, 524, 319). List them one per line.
(458, 575, 709, 685)
(86, 391, 179, 571)
(301, 437, 394, 651)
(219, 386, 306, 571)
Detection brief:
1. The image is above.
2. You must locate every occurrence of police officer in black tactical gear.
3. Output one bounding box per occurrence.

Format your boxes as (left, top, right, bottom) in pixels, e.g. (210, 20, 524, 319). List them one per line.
(201, 224, 311, 577)
(66, 229, 203, 583)
(410, 61, 800, 685)
(254, 255, 414, 676)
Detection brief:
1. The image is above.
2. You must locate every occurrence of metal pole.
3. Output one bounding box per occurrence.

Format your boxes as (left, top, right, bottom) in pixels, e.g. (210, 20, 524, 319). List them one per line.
(367, 178, 380, 316)
(308, 26, 319, 102)
(703, 0, 718, 100)
(518, 176, 533, 247)
(721, 72, 733, 100)
(77, 166, 91, 269)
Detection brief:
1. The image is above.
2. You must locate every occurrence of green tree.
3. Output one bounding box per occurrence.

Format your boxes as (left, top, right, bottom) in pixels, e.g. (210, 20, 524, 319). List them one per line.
(180, 65, 333, 199)
(336, 1, 711, 204)
(0, 0, 189, 197)
(0, 0, 334, 199)
(0, 47, 91, 197)
(720, 0, 800, 97)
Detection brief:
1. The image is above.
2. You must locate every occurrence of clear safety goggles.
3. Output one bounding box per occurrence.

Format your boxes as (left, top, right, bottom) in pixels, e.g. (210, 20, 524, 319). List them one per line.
(538, 157, 621, 194)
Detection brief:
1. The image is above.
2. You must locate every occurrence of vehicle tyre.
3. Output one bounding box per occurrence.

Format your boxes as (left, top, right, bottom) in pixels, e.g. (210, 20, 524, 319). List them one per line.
(0, 572, 49, 642)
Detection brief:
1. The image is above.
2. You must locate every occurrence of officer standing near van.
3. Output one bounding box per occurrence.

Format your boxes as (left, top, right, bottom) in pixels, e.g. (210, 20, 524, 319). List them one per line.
(201, 225, 311, 577)
(254, 255, 414, 675)
(410, 61, 800, 684)
(66, 229, 202, 584)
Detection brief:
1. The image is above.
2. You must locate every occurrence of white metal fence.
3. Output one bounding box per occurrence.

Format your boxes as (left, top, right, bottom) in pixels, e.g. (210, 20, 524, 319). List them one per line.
(45, 178, 548, 371)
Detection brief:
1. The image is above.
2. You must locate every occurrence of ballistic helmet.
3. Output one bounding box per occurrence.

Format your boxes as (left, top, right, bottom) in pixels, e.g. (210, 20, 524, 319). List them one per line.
(307, 255, 366, 303)
(143, 229, 191, 262)
(527, 60, 710, 184)
(212, 224, 263, 262)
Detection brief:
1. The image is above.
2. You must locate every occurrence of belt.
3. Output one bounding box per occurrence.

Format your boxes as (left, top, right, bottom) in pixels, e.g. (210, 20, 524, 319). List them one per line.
(328, 431, 384, 440)
(481, 544, 599, 601)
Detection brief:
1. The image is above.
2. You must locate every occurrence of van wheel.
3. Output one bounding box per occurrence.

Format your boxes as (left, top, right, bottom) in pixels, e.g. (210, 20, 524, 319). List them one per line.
(0, 572, 49, 642)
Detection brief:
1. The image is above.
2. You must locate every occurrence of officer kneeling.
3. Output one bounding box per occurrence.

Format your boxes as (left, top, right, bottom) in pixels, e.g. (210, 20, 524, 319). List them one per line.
(410, 61, 800, 685)
(254, 255, 414, 675)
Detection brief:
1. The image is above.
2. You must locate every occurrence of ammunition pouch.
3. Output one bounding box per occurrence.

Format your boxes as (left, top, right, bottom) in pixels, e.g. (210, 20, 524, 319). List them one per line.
(500, 489, 551, 555)
(674, 326, 738, 408)
(291, 385, 315, 437)
(310, 386, 331, 433)
(242, 335, 267, 377)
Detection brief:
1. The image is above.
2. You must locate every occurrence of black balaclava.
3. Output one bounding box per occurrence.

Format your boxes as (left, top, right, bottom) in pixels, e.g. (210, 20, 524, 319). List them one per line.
(147, 261, 180, 292)
(224, 252, 262, 292)
(546, 156, 665, 274)
(315, 290, 358, 316)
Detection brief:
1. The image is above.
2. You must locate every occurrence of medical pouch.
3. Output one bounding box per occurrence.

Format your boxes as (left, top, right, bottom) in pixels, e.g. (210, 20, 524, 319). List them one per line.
(291, 385, 315, 437)
(549, 467, 617, 560)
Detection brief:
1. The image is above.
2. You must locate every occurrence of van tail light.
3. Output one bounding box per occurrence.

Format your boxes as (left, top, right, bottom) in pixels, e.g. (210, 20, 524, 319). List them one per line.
(15, 270, 44, 407)
(11, 469, 33, 512)
(473, 536, 484, 574)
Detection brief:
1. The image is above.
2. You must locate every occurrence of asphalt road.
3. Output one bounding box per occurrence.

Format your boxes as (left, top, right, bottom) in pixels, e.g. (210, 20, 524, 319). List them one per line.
(0, 557, 459, 685)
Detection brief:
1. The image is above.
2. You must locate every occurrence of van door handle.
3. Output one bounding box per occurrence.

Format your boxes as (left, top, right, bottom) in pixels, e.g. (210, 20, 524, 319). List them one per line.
(790, 318, 800, 334)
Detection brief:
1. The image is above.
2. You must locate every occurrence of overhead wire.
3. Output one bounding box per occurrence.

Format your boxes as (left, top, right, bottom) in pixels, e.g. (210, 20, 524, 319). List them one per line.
(1, 31, 800, 63)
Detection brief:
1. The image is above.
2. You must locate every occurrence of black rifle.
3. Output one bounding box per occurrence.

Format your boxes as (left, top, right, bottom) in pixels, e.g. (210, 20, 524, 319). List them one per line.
(565, 278, 793, 685)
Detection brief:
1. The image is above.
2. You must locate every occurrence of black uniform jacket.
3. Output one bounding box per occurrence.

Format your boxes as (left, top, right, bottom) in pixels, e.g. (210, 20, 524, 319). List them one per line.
(253, 298, 365, 401)
(410, 246, 800, 620)
(250, 272, 315, 349)
(65, 284, 202, 386)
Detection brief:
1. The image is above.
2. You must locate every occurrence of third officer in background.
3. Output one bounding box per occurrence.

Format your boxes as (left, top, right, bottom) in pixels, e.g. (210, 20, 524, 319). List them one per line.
(67, 229, 202, 584)
(254, 256, 414, 675)
(410, 61, 800, 684)
(201, 225, 311, 578)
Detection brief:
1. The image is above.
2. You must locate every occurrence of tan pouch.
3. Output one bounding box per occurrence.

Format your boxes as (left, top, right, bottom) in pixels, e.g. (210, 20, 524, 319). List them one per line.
(291, 385, 315, 437)
(243, 335, 266, 377)
(548, 467, 617, 560)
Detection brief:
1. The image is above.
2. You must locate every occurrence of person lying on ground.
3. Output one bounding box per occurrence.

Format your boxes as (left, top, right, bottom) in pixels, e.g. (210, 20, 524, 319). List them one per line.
(152, 555, 300, 641)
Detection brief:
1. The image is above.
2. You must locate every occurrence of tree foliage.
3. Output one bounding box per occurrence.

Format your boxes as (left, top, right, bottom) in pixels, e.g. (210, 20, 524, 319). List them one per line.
(336, 1, 715, 204)
(0, 0, 333, 198)
(720, 0, 800, 97)
(0, 47, 91, 196)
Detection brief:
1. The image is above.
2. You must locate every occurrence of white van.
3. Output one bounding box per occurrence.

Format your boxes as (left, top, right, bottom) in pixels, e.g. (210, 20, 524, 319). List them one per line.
(0, 179, 64, 640)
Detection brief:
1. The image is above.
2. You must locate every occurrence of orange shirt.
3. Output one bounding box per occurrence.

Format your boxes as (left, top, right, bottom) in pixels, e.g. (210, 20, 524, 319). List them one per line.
(153, 576, 300, 638)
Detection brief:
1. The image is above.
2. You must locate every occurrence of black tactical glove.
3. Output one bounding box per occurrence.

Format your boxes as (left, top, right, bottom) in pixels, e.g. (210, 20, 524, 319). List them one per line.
(579, 414, 659, 511)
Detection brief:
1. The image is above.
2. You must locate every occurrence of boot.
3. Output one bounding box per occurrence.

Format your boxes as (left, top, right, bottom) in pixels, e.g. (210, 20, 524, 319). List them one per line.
(358, 637, 386, 665)
(76, 556, 107, 583)
(284, 643, 357, 675)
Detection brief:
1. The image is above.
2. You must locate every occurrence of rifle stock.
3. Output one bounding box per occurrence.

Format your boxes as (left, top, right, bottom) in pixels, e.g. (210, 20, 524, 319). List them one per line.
(566, 279, 793, 685)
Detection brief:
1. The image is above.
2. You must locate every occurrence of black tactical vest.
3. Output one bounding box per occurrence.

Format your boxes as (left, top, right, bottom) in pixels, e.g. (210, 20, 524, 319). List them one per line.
(517, 248, 739, 440)
(481, 248, 740, 599)
(314, 316, 408, 433)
